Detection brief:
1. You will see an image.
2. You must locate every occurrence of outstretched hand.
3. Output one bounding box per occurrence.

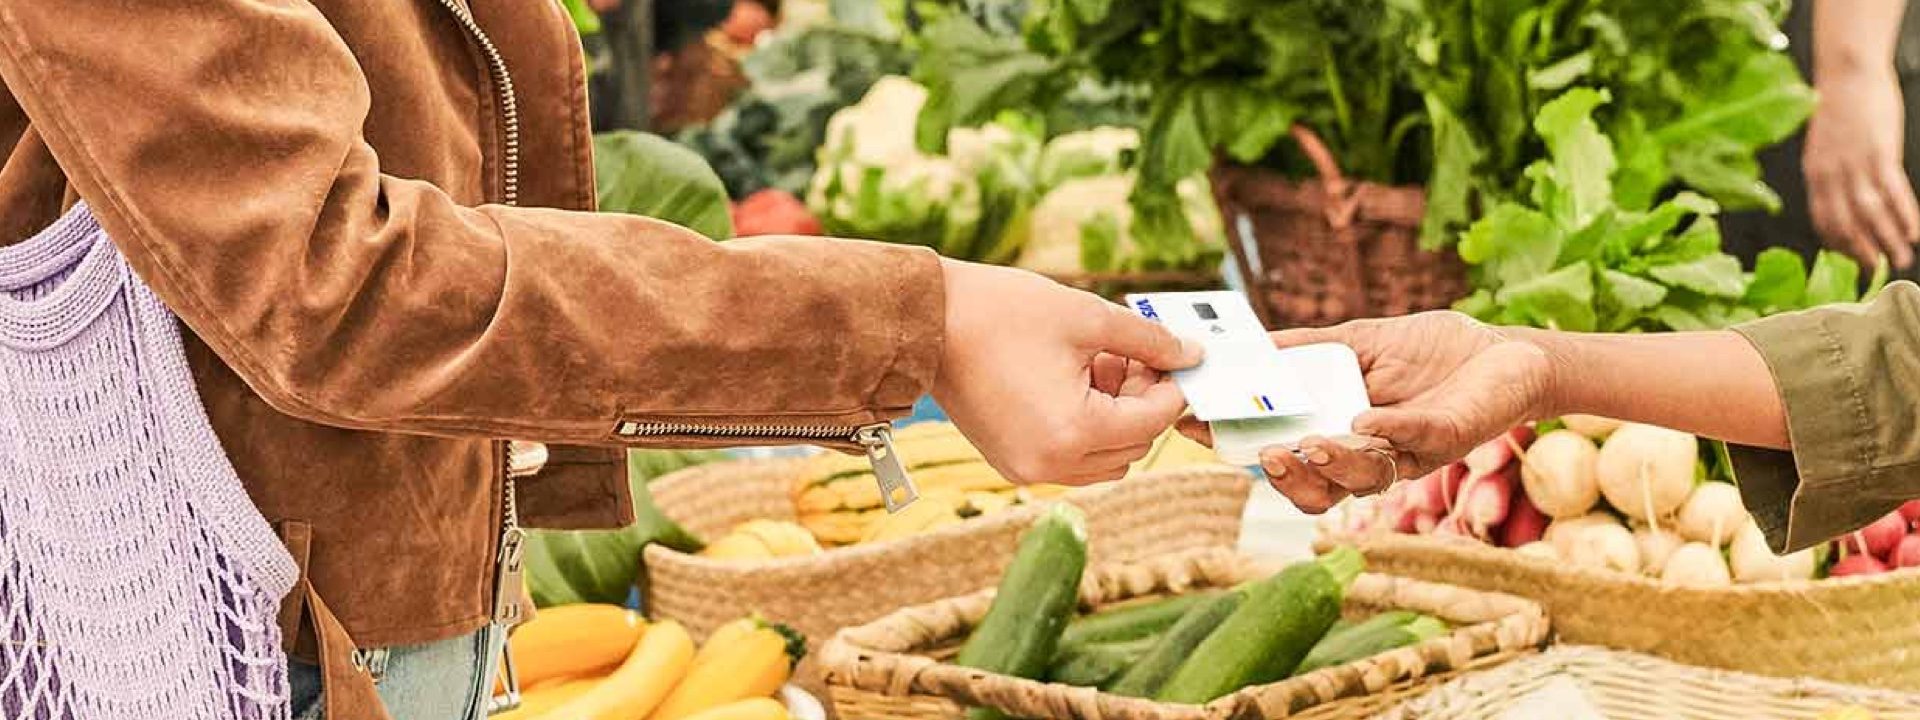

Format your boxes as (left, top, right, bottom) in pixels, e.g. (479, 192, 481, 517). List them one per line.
(1181, 312, 1554, 512)
(934, 259, 1203, 486)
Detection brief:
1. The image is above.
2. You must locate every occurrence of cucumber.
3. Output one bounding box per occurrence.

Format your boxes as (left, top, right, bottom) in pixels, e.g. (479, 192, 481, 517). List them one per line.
(1047, 636, 1158, 688)
(1058, 591, 1221, 651)
(1107, 589, 1245, 698)
(954, 504, 1089, 720)
(1154, 546, 1365, 705)
(1294, 611, 1446, 676)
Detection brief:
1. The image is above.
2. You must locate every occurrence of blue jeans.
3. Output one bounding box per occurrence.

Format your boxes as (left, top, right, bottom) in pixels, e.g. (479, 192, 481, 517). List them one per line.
(290, 625, 505, 720)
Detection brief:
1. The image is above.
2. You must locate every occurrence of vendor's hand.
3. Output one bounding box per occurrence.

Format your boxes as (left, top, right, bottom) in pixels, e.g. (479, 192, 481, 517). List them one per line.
(1805, 65, 1920, 269)
(933, 258, 1202, 486)
(1178, 312, 1553, 512)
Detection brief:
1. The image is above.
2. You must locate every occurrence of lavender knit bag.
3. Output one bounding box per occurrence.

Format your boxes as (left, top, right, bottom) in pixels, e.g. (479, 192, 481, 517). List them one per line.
(0, 203, 297, 719)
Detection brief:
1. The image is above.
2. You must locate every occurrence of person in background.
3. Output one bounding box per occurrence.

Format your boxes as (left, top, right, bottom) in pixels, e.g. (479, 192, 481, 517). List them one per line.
(1724, 0, 1920, 277)
(0, 2, 1198, 718)
(1182, 281, 1920, 557)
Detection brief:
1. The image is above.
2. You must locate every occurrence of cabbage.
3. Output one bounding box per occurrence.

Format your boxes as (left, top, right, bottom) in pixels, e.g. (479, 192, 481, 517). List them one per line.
(806, 75, 1039, 261)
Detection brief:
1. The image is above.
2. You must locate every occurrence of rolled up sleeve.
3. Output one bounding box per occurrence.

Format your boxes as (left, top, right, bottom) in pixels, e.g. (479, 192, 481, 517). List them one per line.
(1727, 281, 1920, 553)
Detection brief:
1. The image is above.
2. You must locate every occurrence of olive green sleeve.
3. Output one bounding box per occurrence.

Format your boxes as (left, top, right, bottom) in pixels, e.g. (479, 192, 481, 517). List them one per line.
(1726, 281, 1920, 554)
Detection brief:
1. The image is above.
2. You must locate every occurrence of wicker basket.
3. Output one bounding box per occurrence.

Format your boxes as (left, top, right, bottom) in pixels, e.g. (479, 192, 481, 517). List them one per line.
(1381, 645, 1920, 719)
(1211, 126, 1467, 329)
(1316, 532, 1920, 691)
(819, 547, 1550, 720)
(644, 461, 1252, 645)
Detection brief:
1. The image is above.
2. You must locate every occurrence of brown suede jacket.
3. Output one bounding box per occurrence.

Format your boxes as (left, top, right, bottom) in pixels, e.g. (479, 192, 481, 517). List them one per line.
(0, 1, 942, 715)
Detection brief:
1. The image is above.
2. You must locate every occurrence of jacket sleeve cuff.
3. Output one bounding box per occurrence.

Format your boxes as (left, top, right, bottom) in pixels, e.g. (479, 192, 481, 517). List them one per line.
(870, 244, 945, 415)
(1729, 307, 1895, 553)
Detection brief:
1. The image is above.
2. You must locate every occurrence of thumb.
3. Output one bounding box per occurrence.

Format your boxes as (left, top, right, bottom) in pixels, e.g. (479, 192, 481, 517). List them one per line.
(1351, 407, 1458, 460)
(1092, 302, 1204, 371)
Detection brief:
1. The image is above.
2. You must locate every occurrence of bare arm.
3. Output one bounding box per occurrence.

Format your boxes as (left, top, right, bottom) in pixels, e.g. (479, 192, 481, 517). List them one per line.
(1520, 329, 1789, 449)
(1805, 0, 1920, 267)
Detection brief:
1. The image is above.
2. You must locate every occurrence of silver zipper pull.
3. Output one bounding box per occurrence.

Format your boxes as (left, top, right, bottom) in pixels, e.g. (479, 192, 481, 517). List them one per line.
(856, 423, 918, 513)
(491, 526, 527, 626)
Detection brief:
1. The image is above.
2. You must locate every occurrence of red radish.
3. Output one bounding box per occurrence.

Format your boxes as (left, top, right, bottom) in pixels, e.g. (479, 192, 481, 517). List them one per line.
(1437, 463, 1468, 512)
(1829, 553, 1890, 577)
(1457, 464, 1517, 536)
(1894, 534, 1920, 569)
(1839, 512, 1907, 560)
(1499, 491, 1550, 548)
(1465, 427, 1534, 476)
(1414, 513, 1440, 534)
(730, 189, 822, 236)
(1900, 499, 1920, 525)
(1406, 472, 1447, 516)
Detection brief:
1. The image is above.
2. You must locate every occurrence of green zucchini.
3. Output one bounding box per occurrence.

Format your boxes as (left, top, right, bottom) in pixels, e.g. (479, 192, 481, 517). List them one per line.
(1047, 636, 1159, 688)
(1154, 546, 1365, 704)
(954, 504, 1089, 720)
(1294, 611, 1446, 676)
(1107, 589, 1245, 698)
(1058, 591, 1221, 650)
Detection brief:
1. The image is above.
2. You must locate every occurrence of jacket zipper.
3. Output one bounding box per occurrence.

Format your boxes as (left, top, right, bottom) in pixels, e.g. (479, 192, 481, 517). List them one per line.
(434, 0, 521, 206)
(432, 2, 526, 712)
(617, 421, 922, 512)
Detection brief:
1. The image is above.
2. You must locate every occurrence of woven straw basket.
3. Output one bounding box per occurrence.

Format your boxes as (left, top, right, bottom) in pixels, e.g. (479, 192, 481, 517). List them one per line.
(819, 547, 1550, 720)
(644, 460, 1252, 645)
(1211, 126, 1467, 329)
(1382, 645, 1920, 719)
(1317, 532, 1920, 691)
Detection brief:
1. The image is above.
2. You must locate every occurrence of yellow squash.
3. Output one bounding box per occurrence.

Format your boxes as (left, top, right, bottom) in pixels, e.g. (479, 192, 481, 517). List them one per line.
(679, 698, 790, 720)
(731, 520, 822, 557)
(495, 604, 644, 693)
(542, 620, 695, 720)
(698, 532, 773, 561)
(488, 678, 600, 720)
(860, 496, 962, 544)
(648, 619, 796, 720)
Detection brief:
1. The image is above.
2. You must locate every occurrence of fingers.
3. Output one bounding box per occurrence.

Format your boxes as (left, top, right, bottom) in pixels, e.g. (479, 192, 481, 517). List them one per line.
(1269, 325, 1350, 351)
(1053, 444, 1151, 486)
(1082, 378, 1189, 449)
(1091, 352, 1129, 396)
(1176, 416, 1212, 448)
(1296, 435, 1400, 496)
(1258, 447, 1348, 514)
(1856, 181, 1914, 269)
(1812, 167, 1893, 267)
(1091, 300, 1203, 371)
(1876, 162, 1920, 267)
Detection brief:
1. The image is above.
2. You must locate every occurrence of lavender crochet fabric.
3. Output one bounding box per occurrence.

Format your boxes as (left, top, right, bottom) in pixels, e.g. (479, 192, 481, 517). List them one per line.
(0, 204, 296, 719)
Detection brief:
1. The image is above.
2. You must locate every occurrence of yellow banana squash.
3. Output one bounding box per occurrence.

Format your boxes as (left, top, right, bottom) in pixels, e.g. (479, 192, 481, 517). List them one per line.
(679, 698, 790, 720)
(647, 619, 800, 720)
(543, 620, 695, 720)
(488, 678, 600, 720)
(494, 604, 644, 694)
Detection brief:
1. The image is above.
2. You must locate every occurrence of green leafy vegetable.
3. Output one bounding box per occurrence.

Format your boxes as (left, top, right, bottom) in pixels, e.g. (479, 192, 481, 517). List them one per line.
(1459, 88, 1884, 333)
(594, 131, 734, 240)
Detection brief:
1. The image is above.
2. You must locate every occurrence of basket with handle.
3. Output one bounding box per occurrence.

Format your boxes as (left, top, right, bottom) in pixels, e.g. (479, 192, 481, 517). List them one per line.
(1316, 532, 1920, 691)
(818, 547, 1550, 720)
(1381, 645, 1920, 719)
(643, 460, 1252, 643)
(1211, 126, 1467, 329)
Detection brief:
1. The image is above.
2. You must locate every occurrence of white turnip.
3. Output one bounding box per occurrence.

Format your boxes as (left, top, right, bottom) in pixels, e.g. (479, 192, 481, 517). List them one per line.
(1546, 513, 1616, 557)
(1892, 534, 1920, 569)
(1662, 542, 1733, 586)
(1675, 482, 1749, 546)
(1515, 542, 1559, 561)
(1595, 424, 1697, 522)
(1499, 492, 1550, 548)
(1521, 430, 1600, 519)
(1632, 524, 1686, 576)
(1838, 512, 1907, 560)
(1561, 414, 1624, 441)
(1566, 521, 1640, 574)
(1727, 522, 1816, 583)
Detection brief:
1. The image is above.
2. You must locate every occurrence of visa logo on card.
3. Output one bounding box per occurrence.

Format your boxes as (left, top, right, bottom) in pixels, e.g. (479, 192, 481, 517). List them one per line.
(1125, 291, 1313, 422)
